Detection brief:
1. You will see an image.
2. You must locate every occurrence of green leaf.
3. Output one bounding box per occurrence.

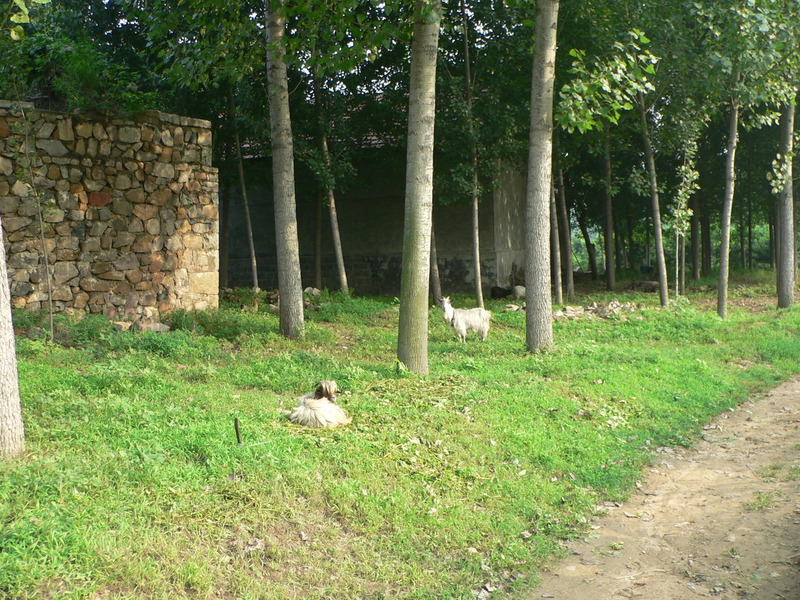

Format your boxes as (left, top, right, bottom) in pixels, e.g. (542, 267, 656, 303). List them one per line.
(10, 25, 24, 40)
(10, 12, 30, 23)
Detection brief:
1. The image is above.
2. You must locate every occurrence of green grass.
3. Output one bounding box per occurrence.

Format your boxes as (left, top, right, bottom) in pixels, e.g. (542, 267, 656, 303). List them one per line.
(3, 279, 800, 599)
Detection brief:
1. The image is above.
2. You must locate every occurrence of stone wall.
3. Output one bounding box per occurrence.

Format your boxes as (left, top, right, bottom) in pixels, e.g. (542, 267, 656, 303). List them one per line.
(0, 100, 219, 321)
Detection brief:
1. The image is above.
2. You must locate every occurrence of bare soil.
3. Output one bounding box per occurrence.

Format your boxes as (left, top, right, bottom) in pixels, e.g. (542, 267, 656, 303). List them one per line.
(530, 378, 800, 600)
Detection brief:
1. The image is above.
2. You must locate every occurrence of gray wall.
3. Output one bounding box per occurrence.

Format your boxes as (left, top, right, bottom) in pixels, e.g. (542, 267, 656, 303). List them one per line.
(223, 157, 524, 295)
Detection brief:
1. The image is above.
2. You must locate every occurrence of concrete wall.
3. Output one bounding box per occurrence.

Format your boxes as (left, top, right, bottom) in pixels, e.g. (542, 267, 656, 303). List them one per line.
(0, 101, 219, 321)
(493, 167, 527, 288)
(223, 154, 515, 295)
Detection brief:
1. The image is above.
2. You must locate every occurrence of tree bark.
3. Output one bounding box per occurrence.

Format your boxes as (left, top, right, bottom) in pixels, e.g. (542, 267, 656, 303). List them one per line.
(777, 97, 795, 308)
(550, 185, 563, 305)
(314, 194, 323, 289)
(718, 98, 740, 319)
(228, 88, 259, 292)
(602, 122, 615, 291)
(397, 0, 441, 374)
(556, 169, 574, 297)
(638, 95, 669, 307)
(266, 0, 304, 338)
(429, 224, 442, 306)
(690, 196, 700, 280)
(701, 211, 712, 274)
(0, 217, 25, 459)
(460, 0, 484, 309)
(577, 211, 598, 279)
(525, 0, 559, 352)
(313, 74, 349, 296)
(739, 210, 746, 269)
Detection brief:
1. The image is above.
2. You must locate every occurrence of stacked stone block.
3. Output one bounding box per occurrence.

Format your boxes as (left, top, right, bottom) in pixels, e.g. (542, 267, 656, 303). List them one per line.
(0, 100, 219, 321)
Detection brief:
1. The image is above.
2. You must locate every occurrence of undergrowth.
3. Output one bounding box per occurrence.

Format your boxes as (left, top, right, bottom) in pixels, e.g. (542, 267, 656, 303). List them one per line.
(3, 280, 800, 599)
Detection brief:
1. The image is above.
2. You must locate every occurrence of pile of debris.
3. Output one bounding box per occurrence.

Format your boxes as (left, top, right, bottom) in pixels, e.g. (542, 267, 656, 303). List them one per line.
(554, 299, 639, 320)
(505, 299, 640, 320)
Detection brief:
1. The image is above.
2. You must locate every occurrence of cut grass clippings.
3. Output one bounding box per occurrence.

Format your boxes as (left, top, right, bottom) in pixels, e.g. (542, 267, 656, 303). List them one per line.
(3, 277, 800, 599)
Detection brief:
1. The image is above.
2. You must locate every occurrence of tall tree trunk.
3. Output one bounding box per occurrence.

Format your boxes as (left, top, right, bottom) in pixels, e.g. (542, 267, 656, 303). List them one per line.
(325, 184, 348, 296)
(397, 0, 441, 374)
(460, 0, 484, 309)
(525, 0, 559, 352)
(219, 179, 231, 289)
(430, 224, 442, 306)
(314, 194, 323, 289)
(701, 212, 712, 274)
(769, 212, 776, 270)
(717, 99, 740, 319)
(602, 122, 615, 291)
(747, 196, 753, 269)
(739, 211, 746, 269)
(638, 94, 669, 307)
(679, 233, 686, 295)
(691, 197, 700, 280)
(627, 214, 635, 270)
(577, 211, 598, 279)
(228, 88, 259, 292)
(313, 74, 349, 296)
(0, 217, 25, 459)
(615, 224, 625, 271)
(266, 0, 304, 338)
(556, 169, 574, 297)
(777, 97, 795, 308)
(550, 185, 563, 305)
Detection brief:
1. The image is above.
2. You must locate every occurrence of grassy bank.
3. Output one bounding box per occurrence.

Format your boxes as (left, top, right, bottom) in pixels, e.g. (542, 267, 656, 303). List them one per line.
(3, 276, 800, 599)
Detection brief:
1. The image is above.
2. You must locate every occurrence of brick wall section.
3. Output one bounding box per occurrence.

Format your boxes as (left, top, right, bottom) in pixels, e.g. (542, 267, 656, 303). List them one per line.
(0, 101, 219, 321)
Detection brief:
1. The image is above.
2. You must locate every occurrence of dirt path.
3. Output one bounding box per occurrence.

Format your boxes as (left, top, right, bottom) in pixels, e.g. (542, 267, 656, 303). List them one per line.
(530, 378, 800, 600)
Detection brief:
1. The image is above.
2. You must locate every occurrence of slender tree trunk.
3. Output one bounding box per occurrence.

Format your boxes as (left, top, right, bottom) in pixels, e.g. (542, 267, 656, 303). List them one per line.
(777, 98, 795, 308)
(326, 185, 348, 296)
(701, 212, 712, 273)
(556, 169, 574, 297)
(460, 0, 484, 309)
(638, 94, 669, 307)
(627, 214, 635, 270)
(739, 211, 746, 269)
(679, 234, 686, 295)
(602, 122, 615, 291)
(747, 197, 753, 269)
(314, 194, 323, 289)
(0, 217, 25, 459)
(577, 211, 598, 279)
(718, 99, 740, 319)
(430, 224, 442, 306)
(228, 88, 259, 292)
(219, 179, 231, 289)
(769, 213, 776, 269)
(550, 185, 563, 305)
(397, 0, 441, 374)
(691, 197, 700, 280)
(525, 0, 559, 352)
(266, 0, 304, 338)
(615, 225, 625, 271)
(313, 74, 349, 296)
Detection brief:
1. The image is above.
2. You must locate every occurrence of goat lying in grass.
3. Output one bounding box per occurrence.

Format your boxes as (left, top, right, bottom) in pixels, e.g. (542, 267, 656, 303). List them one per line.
(440, 297, 491, 342)
(287, 380, 352, 428)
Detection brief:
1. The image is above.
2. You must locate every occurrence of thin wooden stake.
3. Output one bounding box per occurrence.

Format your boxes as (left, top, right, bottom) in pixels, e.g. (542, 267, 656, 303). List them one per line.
(234, 417, 242, 445)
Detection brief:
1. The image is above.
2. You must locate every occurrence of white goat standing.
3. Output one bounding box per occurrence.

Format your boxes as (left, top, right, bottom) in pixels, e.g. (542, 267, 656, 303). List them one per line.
(440, 297, 491, 342)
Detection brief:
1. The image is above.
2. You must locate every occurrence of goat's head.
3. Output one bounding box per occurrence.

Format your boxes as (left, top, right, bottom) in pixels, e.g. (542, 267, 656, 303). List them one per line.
(314, 380, 340, 402)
